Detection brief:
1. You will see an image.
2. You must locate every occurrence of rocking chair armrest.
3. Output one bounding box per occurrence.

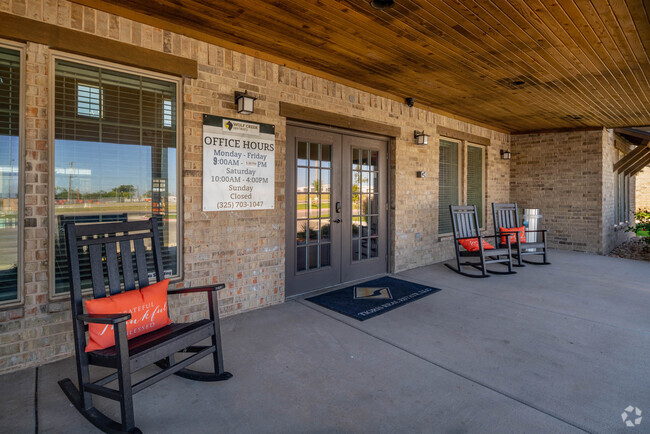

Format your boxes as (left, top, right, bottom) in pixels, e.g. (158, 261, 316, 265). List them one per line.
(78, 313, 131, 324)
(167, 283, 226, 295)
(524, 229, 547, 233)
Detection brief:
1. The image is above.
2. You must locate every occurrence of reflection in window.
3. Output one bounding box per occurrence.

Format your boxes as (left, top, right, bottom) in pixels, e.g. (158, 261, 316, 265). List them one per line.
(163, 98, 173, 128)
(54, 59, 179, 294)
(296, 141, 331, 272)
(77, 84, 102, 118)
(351, 148, 379, 261)
(0, 46, 21, 303)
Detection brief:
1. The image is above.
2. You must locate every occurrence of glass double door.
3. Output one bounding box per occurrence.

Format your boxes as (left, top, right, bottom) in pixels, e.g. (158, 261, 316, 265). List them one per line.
(286, 125, 388, 297)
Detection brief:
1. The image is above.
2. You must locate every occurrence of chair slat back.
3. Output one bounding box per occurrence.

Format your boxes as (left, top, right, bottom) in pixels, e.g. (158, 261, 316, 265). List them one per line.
(133, 238, 151, 289)
(64, 218, 164, 320)
(449, 205, 480, 240)
(492, 203, 520, 234)
(119, 240, 136, 291)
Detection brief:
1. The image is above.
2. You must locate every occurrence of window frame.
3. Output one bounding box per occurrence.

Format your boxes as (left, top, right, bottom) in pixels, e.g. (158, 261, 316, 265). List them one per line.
(48, 51, 184, 300)
(438, 136, 487, 235)
(0, 39, 25, 308)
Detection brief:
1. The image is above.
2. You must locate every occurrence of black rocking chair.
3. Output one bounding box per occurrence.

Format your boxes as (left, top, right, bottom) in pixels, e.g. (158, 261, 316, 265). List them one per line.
(59, 217, 232, 433)
(445, 205, 516, 278)
(492, 203, 551, 266)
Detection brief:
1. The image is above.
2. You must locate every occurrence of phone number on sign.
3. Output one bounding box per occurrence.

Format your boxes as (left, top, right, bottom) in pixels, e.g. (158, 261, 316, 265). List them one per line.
(215, 201, 265, 209)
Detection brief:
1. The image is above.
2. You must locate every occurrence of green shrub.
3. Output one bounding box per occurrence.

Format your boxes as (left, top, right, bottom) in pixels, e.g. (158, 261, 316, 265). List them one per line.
(627, 209, 650, 244)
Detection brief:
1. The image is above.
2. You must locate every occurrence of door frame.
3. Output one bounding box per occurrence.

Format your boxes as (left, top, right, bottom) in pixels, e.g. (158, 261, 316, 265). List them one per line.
(285, 120, 393, 297)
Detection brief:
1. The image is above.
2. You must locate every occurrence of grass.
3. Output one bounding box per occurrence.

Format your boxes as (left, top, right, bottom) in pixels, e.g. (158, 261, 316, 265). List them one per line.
(297, 201, 330, 210)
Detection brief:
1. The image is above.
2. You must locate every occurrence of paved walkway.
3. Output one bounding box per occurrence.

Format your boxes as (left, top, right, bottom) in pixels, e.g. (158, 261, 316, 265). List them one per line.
(2, 250, 649, 433)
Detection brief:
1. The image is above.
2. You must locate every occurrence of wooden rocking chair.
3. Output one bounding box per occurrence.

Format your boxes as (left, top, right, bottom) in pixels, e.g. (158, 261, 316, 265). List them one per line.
(445, 205, 516, 278)
(492, 203, 550, 266)
(58, 217, 232, 433)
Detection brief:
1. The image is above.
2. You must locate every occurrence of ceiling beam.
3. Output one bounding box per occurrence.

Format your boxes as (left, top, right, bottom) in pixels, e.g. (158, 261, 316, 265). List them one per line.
(0, 12, 197, 78)
(613, 128, 650, 142)
(614, 142, 650, 173)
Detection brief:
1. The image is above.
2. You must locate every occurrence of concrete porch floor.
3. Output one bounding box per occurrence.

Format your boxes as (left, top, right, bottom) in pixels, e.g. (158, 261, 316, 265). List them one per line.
(2, 250, 649, 433)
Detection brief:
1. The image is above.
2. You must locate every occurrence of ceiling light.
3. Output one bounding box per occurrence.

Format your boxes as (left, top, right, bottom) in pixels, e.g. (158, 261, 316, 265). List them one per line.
(370, 0, 395, 10)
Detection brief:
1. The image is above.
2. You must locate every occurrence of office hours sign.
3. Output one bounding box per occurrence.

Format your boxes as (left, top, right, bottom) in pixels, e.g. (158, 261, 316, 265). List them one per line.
(202, 115, 275, 211)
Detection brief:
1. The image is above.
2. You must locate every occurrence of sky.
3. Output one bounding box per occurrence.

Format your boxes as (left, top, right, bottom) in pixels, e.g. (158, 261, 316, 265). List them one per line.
(54, 140, 177, 196)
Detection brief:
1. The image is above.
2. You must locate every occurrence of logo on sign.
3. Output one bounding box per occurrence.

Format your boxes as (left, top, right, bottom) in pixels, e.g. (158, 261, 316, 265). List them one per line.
(621, 406, 642, 427)
(222, 119, 260, 136)
(354, 287, 392, 300)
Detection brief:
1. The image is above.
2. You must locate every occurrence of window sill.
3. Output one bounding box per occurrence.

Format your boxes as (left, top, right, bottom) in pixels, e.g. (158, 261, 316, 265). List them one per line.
(0, 302, 24, 315)
(613, 222, 630, 231)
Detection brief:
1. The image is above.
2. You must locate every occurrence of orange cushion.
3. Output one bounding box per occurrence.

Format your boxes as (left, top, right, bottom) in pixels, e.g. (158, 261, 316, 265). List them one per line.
(500, 226, 527, 245)
(84, 279, 172, 352)
(458, 238, 494, 252)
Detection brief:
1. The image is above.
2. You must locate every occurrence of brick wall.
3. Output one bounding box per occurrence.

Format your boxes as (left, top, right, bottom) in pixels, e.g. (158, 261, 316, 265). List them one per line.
(602, 129, 635, 254)
(0, 0, 510, 373)
(511, 128, 634, 255)
(636, 168, 650, 211)
(392, 124, 510, 269)
(511, 130, 604, 253)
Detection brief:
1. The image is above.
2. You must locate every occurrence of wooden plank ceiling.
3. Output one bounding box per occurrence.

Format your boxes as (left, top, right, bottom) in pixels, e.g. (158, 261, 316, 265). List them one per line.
(71, 0, 650, 133)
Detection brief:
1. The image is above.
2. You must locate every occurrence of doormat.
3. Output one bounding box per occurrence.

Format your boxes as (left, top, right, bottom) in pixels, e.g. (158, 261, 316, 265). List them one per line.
(306, 276, 442, 321)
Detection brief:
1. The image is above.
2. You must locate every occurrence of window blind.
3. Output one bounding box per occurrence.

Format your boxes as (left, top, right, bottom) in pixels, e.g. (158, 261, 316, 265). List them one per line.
(0, 46, 20, 303)
(53, 59, 179, 294)
(438, 139, 459, 234)
(466, 145, 484, 227)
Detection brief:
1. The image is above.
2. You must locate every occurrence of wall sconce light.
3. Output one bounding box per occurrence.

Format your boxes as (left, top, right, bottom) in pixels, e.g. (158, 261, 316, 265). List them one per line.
(235, 90, 257, 115)
(414, 130, 429, 145)
(500, 149, 511, 160)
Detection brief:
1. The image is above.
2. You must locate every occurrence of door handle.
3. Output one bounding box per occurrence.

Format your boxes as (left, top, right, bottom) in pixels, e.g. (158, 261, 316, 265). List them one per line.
(333, 218, 342, 223)
(335, 202, 342, 213)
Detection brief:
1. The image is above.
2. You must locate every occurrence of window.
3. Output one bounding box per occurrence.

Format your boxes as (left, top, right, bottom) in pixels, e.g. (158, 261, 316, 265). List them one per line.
(466, 144, 484, 226)
(438, 138, 485, 234)
(615, 151, 630, 225)
(53, 57, 180, 295)
(0, 44, 22, 305)
(438, 139, 459, 234)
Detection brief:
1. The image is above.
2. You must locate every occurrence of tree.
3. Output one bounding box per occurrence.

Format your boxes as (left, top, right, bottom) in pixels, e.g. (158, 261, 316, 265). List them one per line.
(110, 185, 136, 201)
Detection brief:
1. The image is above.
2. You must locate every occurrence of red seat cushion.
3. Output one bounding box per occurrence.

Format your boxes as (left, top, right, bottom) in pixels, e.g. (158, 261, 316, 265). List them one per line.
(85, 279, 172, 352)
(458, 238, 494, 252)
(500, 226, 527, 245)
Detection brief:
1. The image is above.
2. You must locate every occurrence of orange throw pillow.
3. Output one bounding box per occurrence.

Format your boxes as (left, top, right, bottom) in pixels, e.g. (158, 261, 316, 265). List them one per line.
(500, 226, 527, 245)
(458, 238, 494, 252)
(85, 279, 171, 352)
